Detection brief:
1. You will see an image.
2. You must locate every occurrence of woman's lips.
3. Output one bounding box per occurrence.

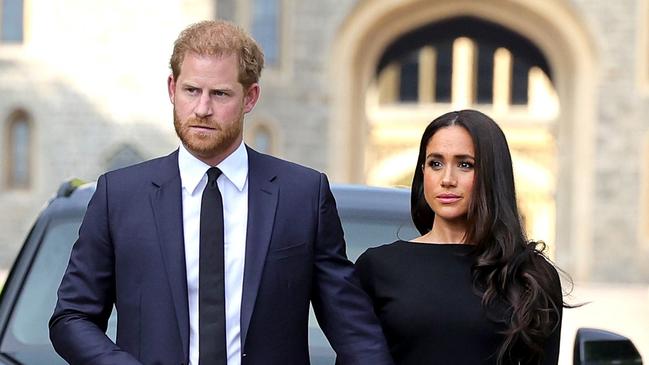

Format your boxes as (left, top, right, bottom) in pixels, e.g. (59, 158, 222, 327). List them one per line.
(436, 194, 461, 204)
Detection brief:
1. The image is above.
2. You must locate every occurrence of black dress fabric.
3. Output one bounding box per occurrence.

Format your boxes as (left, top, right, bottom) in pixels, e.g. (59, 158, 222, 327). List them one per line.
(355, 240, 561, 365)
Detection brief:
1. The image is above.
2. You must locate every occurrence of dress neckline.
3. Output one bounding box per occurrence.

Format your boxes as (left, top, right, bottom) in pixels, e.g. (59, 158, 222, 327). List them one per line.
(397, 239, 474, 247)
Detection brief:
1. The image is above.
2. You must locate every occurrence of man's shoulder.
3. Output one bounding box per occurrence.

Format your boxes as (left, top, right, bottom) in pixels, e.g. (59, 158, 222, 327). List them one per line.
(248, 147, 321, 179)
(103, 150, 178, 185)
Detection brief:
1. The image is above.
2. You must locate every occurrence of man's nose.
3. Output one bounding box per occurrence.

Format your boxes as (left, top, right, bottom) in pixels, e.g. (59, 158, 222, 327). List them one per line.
(194, 93, 212, 118)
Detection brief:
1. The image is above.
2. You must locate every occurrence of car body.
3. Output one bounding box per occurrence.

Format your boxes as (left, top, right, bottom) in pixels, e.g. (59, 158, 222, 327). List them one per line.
(0, 181, 641, 364)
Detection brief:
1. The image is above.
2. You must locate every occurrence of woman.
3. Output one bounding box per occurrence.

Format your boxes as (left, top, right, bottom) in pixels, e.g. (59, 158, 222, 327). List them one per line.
(356, 110, 563, 364)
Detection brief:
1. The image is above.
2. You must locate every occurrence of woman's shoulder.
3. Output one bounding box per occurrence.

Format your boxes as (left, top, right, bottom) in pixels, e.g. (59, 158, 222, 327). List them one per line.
(361, 240, 408, 255)
(356, 240, 408, 265)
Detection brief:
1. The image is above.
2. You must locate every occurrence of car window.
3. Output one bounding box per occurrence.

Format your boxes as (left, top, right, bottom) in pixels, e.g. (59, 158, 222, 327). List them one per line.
(341, 215, 418, 261)
(0, 217, 116, 364)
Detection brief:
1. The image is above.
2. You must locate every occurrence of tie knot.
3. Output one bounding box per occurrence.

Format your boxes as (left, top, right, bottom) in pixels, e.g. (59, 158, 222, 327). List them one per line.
(206, 167, 222, 188)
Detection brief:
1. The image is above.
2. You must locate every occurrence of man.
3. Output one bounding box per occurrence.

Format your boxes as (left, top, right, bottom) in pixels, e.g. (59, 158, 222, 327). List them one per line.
(49, 20, 393, 365)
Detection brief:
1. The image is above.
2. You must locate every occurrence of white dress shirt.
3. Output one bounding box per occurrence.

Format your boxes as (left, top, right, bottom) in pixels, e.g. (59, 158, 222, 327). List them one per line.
(178, 142, 248, 365)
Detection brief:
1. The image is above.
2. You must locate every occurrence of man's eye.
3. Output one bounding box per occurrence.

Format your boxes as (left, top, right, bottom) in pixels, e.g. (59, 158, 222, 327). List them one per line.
(185, 87, 199, 95)
(214, 90, 228, 97)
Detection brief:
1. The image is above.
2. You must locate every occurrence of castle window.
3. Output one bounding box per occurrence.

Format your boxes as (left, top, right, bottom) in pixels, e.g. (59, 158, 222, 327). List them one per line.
(1, 0, 24, 43)
(5, 110, 31, 189)
(398, 51, 419, 102)
(251, 0, 280, 66)
(250, 124, 273, 154)
(374, 16, 555, 111)
(476, 43, 496, 104)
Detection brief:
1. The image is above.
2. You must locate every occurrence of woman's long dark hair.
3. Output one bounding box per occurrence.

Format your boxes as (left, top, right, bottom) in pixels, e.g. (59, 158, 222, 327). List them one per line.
(411, 110, 563, 364)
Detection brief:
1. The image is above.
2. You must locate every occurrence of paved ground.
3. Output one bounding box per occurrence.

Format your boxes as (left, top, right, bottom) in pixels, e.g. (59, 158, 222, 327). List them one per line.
(559, 282, 649, 364)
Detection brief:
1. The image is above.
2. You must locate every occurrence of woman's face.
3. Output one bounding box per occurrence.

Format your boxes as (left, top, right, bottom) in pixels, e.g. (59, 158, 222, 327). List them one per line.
(422, 126, 476, 225)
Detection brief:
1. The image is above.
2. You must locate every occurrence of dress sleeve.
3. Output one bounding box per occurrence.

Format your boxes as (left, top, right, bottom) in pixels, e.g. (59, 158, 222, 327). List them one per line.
(355, 250, 375, 299)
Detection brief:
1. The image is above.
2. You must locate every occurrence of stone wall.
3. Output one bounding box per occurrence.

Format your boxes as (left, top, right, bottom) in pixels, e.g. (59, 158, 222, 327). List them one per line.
(1, 0, 648, 283)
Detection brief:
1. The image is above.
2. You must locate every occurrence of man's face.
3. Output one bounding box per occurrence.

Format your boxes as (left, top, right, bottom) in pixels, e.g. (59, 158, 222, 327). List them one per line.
(168, 52, 259, 165)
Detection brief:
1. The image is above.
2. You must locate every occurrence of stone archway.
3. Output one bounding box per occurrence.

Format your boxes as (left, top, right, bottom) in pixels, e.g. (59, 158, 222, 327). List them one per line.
(329, 0, 597, 280)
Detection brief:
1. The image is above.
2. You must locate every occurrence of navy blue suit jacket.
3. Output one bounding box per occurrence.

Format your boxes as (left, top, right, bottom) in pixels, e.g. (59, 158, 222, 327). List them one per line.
(49, 147, 392, 365)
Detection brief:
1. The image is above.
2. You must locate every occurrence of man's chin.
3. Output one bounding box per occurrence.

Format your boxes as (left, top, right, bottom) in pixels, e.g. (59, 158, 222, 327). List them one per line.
(184, 139, 238, 161)
(178, 128, 242, 162)
(186, 144, 222, 158)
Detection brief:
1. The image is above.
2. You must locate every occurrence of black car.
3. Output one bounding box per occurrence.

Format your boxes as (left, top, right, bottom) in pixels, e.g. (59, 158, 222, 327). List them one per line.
(0, 181, 641, 364)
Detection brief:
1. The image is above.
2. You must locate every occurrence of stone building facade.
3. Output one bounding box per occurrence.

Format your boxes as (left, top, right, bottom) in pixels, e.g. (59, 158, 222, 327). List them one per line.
(1, 0, 648, 286)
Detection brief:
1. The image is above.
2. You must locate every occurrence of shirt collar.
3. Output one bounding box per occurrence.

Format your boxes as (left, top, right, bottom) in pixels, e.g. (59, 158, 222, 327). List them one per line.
(178, 141, 248, 195)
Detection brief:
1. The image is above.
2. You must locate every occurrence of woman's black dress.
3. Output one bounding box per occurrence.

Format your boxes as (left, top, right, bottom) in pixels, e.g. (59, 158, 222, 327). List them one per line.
(355, 240, 561, 365)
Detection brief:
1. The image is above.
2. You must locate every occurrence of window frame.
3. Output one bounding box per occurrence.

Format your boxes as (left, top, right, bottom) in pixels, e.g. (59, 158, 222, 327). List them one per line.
(4, 109, 33, 190)
(238, 0, 292, 81)
(245, 118, 282, 156)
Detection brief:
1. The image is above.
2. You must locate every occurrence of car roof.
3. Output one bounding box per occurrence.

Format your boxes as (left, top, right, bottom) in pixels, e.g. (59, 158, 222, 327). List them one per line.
(45, 181, 413, 219)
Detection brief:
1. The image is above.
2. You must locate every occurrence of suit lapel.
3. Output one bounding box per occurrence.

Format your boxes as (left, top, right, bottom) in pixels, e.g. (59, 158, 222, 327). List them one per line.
(149, 150, 190, 360)
(240, 147, 278, 347)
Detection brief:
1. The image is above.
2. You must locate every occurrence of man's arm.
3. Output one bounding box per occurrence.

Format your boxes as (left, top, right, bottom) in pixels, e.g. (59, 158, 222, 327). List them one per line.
(49, 174, 141, 365)
(310, 173, 394, 365)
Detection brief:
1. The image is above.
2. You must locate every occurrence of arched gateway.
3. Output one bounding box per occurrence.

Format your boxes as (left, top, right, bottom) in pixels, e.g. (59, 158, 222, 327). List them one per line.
(328, 0, 597, 280)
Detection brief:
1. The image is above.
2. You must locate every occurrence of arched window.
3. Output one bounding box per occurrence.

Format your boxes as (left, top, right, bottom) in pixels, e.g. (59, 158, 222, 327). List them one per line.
(374, 16, 557, 113)
(250, 124, 274, 154)
(1, 0, 24, 43)
(5, 110, 31, 189)
(251, 0, 280, 66)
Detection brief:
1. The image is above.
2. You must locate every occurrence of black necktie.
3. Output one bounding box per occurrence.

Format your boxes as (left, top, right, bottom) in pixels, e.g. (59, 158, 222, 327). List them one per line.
(199, 167, 227, 365)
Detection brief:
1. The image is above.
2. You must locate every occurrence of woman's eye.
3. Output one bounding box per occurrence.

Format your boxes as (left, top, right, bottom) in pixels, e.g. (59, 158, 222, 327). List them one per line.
(458, 161, 474, 169)
(428, 160, 443, 170)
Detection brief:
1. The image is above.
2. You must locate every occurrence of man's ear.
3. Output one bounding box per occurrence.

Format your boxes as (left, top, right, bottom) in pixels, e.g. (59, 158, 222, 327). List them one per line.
(243, 83, 260, 113)
(167, 75, 176, 104)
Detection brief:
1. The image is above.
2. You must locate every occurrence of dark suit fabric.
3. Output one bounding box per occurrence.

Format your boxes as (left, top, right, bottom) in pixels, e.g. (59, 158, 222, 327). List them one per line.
(49, 147, 392, 365)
